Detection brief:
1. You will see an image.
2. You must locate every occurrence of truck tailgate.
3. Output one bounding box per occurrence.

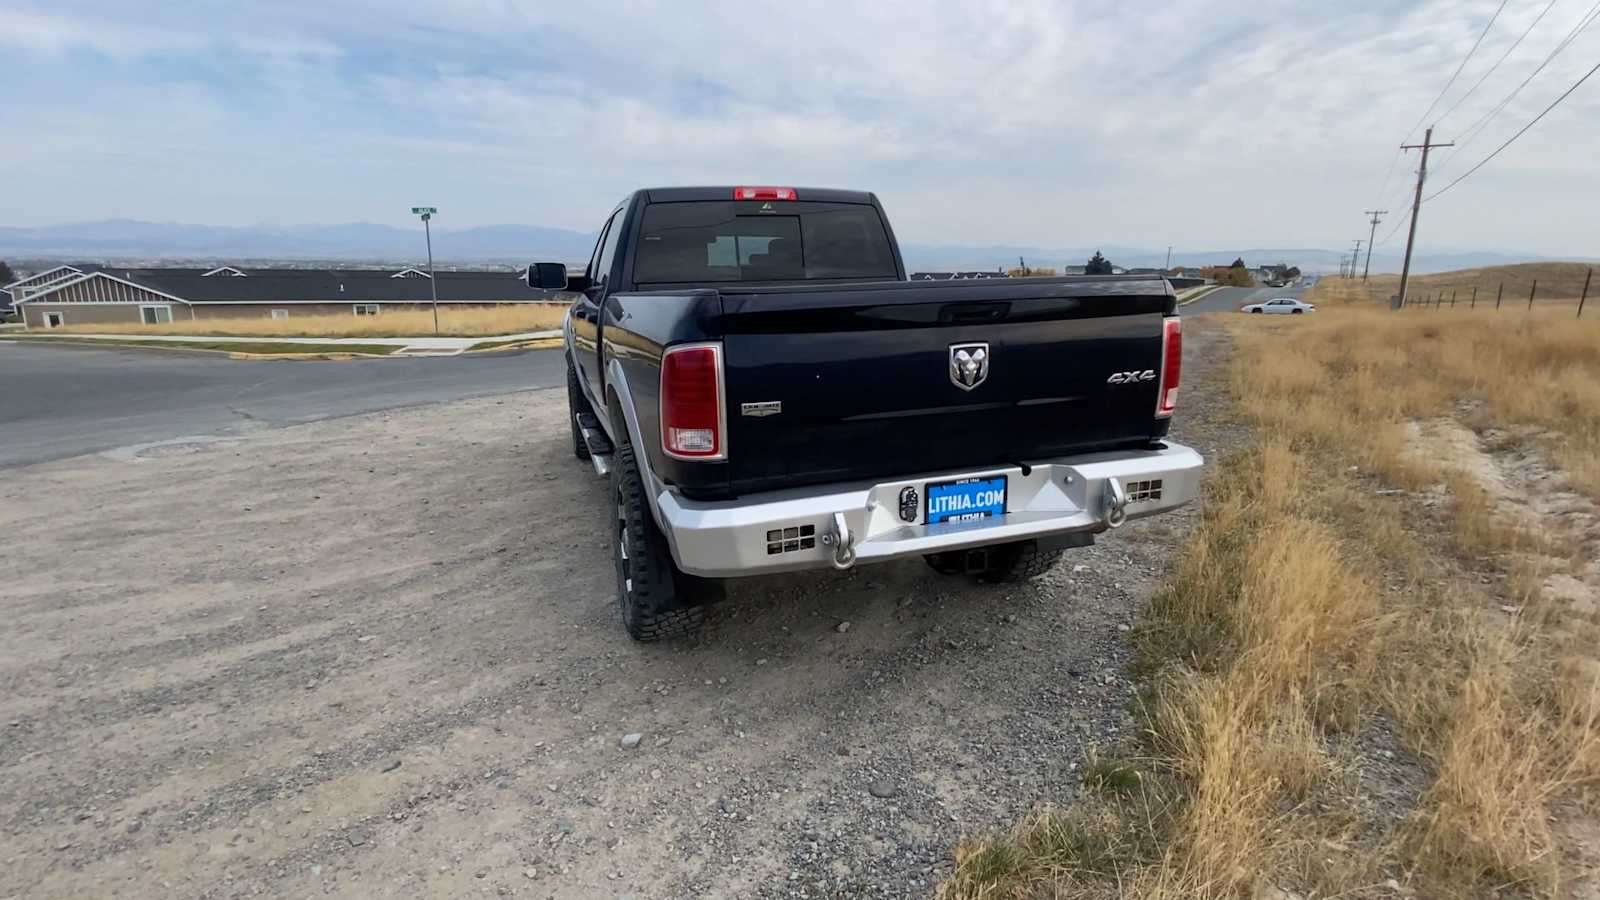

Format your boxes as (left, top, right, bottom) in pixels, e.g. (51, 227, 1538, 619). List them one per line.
(718, 278, 1174, 496)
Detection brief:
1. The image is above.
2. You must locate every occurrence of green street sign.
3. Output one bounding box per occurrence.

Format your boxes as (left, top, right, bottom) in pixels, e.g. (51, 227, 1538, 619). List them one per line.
(411, 207, 437, 215)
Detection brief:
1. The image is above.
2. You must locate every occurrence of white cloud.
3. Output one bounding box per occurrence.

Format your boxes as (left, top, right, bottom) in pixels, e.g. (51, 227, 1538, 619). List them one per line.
(3, 0, 1598, 256)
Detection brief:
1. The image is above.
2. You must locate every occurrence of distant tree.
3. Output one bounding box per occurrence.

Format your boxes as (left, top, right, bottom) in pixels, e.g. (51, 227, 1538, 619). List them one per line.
(0, 261, 14, 286)
(1201, 265, 1255, 287)
(1085, 251, 1113, 275)
(1230, 257, 1247, 269)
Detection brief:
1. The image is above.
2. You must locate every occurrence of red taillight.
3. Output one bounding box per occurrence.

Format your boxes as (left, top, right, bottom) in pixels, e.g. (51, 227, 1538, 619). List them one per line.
(661, 343, 725, 460)
(1156, 317, 1181, 417)
(733, 186, 797, 201)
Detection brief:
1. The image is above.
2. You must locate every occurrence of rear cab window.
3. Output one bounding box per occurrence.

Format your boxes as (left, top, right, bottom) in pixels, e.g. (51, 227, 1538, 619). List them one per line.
(632, 201, 897, 286)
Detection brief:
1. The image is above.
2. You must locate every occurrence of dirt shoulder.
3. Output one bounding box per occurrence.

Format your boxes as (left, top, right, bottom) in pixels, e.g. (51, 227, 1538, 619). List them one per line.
(0, 320, 1231, 899)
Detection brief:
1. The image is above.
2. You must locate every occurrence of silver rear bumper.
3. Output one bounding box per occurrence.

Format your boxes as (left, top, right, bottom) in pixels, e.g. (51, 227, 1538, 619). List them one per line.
(655, 442, 1204, 577)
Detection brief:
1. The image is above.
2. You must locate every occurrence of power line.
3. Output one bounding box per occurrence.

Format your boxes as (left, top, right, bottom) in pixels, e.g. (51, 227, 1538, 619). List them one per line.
(1425, 55, 1600, 201)
(1452, 0, 1600, 149)
(1375, 0, 1509, 203)
(1434, 0, 1562, 126)
(1432, 0, 1600, 178)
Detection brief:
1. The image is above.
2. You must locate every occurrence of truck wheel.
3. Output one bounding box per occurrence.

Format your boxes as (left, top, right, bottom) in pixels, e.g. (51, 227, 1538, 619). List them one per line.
(567, 363, 590, 461)
(976, 541, 1063, 583)
(611, 442, 706, 641)
(923, 552, 966, 576)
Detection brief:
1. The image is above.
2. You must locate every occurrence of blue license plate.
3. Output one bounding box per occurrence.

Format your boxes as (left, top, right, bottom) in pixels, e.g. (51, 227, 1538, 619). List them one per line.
(925, 475, 1007, 524)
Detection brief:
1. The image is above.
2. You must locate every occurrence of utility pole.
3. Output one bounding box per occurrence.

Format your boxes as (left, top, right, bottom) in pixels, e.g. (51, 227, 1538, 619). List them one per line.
(1165, 245, 1172, 271)
(1396, 128, 1453, 308)
(1351, 239, 1363, 280)
(1362, 210, 1386, 281)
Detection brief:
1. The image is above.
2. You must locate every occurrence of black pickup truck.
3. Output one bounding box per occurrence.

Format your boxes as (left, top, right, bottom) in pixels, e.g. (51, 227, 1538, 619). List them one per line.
(529, 186, 1202, 641)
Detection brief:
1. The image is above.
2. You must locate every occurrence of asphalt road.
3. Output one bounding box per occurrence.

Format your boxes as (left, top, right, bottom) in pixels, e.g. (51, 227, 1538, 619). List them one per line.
(1183, 279, 1313, 315)
(0, 342, 565, 468)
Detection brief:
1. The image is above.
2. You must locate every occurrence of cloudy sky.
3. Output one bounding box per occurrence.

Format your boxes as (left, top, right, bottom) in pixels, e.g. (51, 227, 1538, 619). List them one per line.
(3, 0, 1598, 256)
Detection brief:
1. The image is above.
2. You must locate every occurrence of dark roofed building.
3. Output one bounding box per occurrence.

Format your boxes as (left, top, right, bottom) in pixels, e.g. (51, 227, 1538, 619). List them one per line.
(3, 265, 87, 313)
(17, 265, 555, 329)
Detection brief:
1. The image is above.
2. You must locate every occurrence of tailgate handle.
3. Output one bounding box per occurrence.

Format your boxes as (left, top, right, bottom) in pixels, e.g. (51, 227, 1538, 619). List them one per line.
(941, 302, 1010, 324)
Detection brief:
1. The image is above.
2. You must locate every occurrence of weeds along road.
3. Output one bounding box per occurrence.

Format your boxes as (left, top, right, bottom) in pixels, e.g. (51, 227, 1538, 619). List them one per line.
(0, 341, 566, 468)
(0, 317, 1236, 899)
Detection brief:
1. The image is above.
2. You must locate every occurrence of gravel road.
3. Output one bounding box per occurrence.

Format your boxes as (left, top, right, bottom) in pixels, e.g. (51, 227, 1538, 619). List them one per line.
(0, 319, 1233, 899)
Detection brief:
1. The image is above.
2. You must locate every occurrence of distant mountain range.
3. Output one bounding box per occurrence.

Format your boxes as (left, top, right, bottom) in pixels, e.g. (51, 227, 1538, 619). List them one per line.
(898, 244, 1596, 276)
(0, 219, 1588, 276)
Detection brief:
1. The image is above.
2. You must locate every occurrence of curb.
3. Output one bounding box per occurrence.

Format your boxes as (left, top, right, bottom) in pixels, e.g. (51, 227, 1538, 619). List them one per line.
(0, 336, 398, 360)
(1178, 286, 1225, 307)
(228, 352, 396, 361)
(0, 338, 240, 357)
(464, 338, 564, 354)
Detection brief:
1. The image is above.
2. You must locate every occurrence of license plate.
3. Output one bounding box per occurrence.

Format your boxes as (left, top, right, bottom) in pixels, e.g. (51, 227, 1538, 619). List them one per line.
(925, 475, 1007, 524)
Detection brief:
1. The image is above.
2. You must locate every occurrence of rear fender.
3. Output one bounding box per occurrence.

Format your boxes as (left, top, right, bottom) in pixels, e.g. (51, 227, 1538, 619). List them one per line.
(606, 358, 672, 537)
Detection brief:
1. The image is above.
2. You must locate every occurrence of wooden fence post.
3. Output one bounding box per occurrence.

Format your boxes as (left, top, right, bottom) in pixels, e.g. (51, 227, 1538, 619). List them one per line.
(1471, 286, 1477, 308)
(1451, 289, 1457, 308)
(1528, 279, 1538, 310)
(1580, 269, 1592, 319)
(1496, 282, 1504, 309)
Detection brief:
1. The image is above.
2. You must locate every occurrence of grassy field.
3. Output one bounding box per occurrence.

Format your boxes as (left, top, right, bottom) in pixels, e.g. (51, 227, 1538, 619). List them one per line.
(1335, 261, 1596, 307)
(941, 289, 1600, 897)
(46, 304, 568, 338)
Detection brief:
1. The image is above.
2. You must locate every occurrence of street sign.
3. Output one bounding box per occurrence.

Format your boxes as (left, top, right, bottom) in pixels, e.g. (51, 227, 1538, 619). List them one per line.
(411, 207, 436, 215)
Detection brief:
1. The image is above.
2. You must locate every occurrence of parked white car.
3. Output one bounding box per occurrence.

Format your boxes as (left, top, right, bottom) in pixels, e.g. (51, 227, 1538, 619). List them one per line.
(1242, 297, 1316, 314)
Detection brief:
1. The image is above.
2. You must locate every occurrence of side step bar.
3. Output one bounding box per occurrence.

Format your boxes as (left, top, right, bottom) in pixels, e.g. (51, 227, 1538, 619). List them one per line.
(576, 411, 614, 476)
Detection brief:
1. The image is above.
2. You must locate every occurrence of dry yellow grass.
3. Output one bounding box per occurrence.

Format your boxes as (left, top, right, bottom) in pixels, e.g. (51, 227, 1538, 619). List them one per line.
(51, 304, 568, 338)
(942, 296, 1600, 899)
(1331, 261, 1596, 307)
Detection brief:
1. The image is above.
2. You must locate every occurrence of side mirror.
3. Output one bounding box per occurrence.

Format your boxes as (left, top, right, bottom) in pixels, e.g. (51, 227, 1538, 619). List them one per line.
(527, 262, 569, 290)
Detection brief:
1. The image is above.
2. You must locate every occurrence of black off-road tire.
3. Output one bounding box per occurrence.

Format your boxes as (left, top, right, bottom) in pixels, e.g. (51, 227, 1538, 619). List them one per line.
(923, 552, 966, 576)
(567, 362, 590, 461)
(1251, 308, 1264, 314)
(611, 442, 708, 641)
(975, 541, 1064, 584)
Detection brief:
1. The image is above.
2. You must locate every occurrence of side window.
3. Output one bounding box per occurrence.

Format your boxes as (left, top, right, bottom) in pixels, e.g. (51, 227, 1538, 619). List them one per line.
(585, 215, 613, 281)
(594, 210, 625, 287)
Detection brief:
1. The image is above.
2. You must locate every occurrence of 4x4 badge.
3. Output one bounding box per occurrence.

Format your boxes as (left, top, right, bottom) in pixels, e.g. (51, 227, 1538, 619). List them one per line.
(741, 401, 782, 417)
